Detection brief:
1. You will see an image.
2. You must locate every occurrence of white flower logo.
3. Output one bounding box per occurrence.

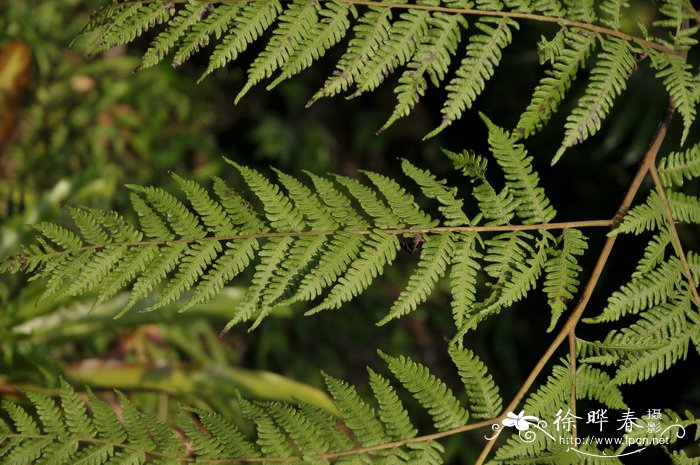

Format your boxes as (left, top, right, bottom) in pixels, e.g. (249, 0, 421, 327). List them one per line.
(502, 411, 540, 431)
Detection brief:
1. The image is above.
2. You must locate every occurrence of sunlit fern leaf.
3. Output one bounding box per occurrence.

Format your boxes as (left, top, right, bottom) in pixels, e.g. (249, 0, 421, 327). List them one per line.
(449, 232, 482, 328)
(542, 228, 588, 331)
(651, 51, 698, 145)
(140, 0, 207, 70)
(380, 233, 454, 325)
(268, 1, 355, 90)
(362, 170, 436, 227)
(90, 2, 174, 55)
(322, 372, 388, 446)
(308, 231, 400, 315)
(553, 37, 636, 164)
(426, 17, 517, 138)
(307, 6, 392, 105)
(381, 5, 468, 131)
(658, 142, 700, 188)
(516, 29, 596, 139)
(482, 114, 557, 224)
(235, 0, 320, 104)
(576, 364, 627, 409)
(367, 368, 418, 441)
(599, 0, 629, 30)
(379, 351, 470, 431)
(401, 158, 471, 226)
(584, 256, 683, 323)
(612, 190, 700, 235)
(350, 6, 432, 98)
(448, 346, 503, 419)
(200, 1, 282, 81)
(454, 232, 550, 340)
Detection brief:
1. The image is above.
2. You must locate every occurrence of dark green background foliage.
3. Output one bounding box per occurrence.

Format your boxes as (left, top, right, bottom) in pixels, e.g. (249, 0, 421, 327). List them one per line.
(0, 0, 699, 464)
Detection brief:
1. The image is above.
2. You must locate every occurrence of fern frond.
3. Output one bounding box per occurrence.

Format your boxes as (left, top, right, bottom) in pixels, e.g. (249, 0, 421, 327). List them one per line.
(367, 368, 418, 441)
(140, 0, 206, 70)
(90, 2, 174, 55)
(516, 29, 597, 138)
(350, 7, 432, 98)
(553, 37, 636, 164)
(235, 0, 320, 103)
(380, 233, 454, 324)
(613, 190, 700, 235)
(449, 232, 482, 327)
(201, 1, 282, 81)
(381, 6, 468, 130)
(308, 6, 392, 104)
(401, 159, 471, 226)
(575, 364, 627, 409)
(379, 351, 470, 431)
(269, 1, 355, 90)
(427, 17, 517, 138)
(323, 372, 388, 446)
(585, 256, 683, 323)
(542, 228, 588, 331)
(632, 228, 670, 278)
(482, 115, 557, 224)
(651, 51, 698, 144)
(658, 142, 700, 188)
(448, 346, 503, 419)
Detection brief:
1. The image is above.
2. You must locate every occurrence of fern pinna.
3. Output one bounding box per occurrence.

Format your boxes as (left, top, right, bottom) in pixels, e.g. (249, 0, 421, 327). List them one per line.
(81, 0, 699, 160)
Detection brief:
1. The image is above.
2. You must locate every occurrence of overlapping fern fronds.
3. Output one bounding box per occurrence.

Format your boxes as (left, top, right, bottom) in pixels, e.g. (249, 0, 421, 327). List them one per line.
(580, 141, 700, 386)
(0, 349, 504, 464)
(1, 118, 584, 337)
(81, 0, 700, 159)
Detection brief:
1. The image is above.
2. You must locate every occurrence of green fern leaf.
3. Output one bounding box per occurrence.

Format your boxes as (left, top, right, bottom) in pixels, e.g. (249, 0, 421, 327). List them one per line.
(189, 407, 260, 458)
(516, 29, 596, 138)
(350, 7, 431, 98)
(362, 169, 436, 228)
(379, 351, 469, 431)
(612, 190, 700, 235)
(651, 51, 697, 144)
(483, 115, 557, 224)
(309, 232, 399, 314)
(585, 257, 683, 323)
(632, 228, 670, 278)
(542, 228, 588, 331)
(576, 364, 627, 409)
(200, 1, 282, 81)
(323, 372, 388, 446)
(448, 346, 503, 419)
(91, 2, 174, 55)
(401, 158, 470, 226)
(449, 232, 482, 328)
(140, 0, 206, 70)
(381, 7, 468, 130)
(367, 368, 417, 441)
(308, 7, 392, 105)
(238, 398, 294, 458)
(380, 233, 454, 325)
(553, 37, 636, 163)
(426, 17, 517, 138)
(268, 1, 354, 90)
(599, 0, 629, 30)
(658, 142, 700, 187)
(235, 0, 319, 103)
